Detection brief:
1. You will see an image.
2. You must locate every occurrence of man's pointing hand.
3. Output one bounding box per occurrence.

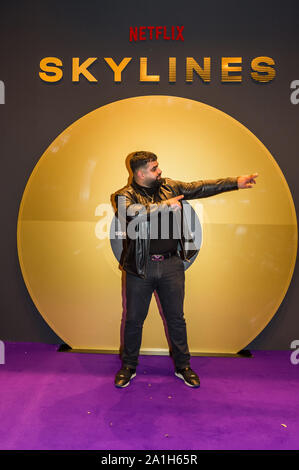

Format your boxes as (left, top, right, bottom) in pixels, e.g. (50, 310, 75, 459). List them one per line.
(237, 173, 259, 189)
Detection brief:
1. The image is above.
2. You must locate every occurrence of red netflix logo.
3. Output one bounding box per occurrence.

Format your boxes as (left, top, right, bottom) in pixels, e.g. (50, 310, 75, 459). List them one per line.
(129, 26, 184, 41)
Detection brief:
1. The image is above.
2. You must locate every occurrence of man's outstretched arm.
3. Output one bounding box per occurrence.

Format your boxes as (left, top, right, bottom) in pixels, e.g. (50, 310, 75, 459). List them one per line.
(170, 173, 258, 199)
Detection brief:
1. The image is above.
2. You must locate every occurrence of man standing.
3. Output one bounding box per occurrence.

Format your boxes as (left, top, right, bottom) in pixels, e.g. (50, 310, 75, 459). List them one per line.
(113, 151, 258, 388)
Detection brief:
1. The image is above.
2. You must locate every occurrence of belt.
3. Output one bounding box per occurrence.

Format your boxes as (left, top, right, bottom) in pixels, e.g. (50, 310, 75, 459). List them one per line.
(149, 251, 176, 261)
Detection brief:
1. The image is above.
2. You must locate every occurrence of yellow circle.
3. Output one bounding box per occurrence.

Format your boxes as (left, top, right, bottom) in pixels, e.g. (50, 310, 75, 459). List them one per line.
(17, 96, 297, 353)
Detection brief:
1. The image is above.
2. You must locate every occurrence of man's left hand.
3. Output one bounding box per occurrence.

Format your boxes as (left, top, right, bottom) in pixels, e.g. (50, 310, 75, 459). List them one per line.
(237, 173, 259, 189)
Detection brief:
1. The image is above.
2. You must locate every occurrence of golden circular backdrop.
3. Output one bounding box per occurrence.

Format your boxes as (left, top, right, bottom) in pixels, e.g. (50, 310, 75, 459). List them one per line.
(17, 96, 297, 354)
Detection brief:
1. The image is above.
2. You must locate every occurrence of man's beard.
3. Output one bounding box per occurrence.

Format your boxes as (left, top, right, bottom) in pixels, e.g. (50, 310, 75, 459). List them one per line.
(148, 177, 162, 189)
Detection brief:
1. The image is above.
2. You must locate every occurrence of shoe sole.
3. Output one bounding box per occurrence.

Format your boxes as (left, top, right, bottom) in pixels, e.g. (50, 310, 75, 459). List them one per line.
(115, 372, 136, 388)
(175, 372, 200, 388)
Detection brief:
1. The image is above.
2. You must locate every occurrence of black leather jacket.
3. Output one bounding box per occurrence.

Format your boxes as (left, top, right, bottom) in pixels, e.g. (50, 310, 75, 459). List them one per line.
(113, 176, 239, 278)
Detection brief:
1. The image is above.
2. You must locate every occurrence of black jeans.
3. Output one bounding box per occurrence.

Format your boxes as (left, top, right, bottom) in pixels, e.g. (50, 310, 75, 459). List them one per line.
(122, 254, 191, 370)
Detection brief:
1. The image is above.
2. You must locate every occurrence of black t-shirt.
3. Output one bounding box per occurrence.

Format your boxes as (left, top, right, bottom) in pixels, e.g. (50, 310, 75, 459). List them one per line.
(141, 185, 179, 255)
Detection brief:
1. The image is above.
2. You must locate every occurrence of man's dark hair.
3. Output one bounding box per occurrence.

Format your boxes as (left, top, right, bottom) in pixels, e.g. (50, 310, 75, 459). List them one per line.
(128, 151, 157, 174)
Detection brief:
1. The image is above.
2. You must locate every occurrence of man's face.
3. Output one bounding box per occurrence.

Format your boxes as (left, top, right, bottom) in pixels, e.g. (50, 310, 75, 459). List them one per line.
(139, 160, 162, 188)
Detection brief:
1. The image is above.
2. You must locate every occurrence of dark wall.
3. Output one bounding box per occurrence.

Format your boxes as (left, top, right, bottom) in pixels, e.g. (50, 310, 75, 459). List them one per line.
(0, 0, 298, 349)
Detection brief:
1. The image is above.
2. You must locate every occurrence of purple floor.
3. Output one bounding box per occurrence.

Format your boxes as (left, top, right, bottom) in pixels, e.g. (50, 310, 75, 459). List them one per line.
(0, 342, 298, 450)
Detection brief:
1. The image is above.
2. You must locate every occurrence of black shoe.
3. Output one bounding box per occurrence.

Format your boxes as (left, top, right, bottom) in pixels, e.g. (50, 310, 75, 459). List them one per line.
(114, 366, 136, 388)
(175, 367, 200, 388)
